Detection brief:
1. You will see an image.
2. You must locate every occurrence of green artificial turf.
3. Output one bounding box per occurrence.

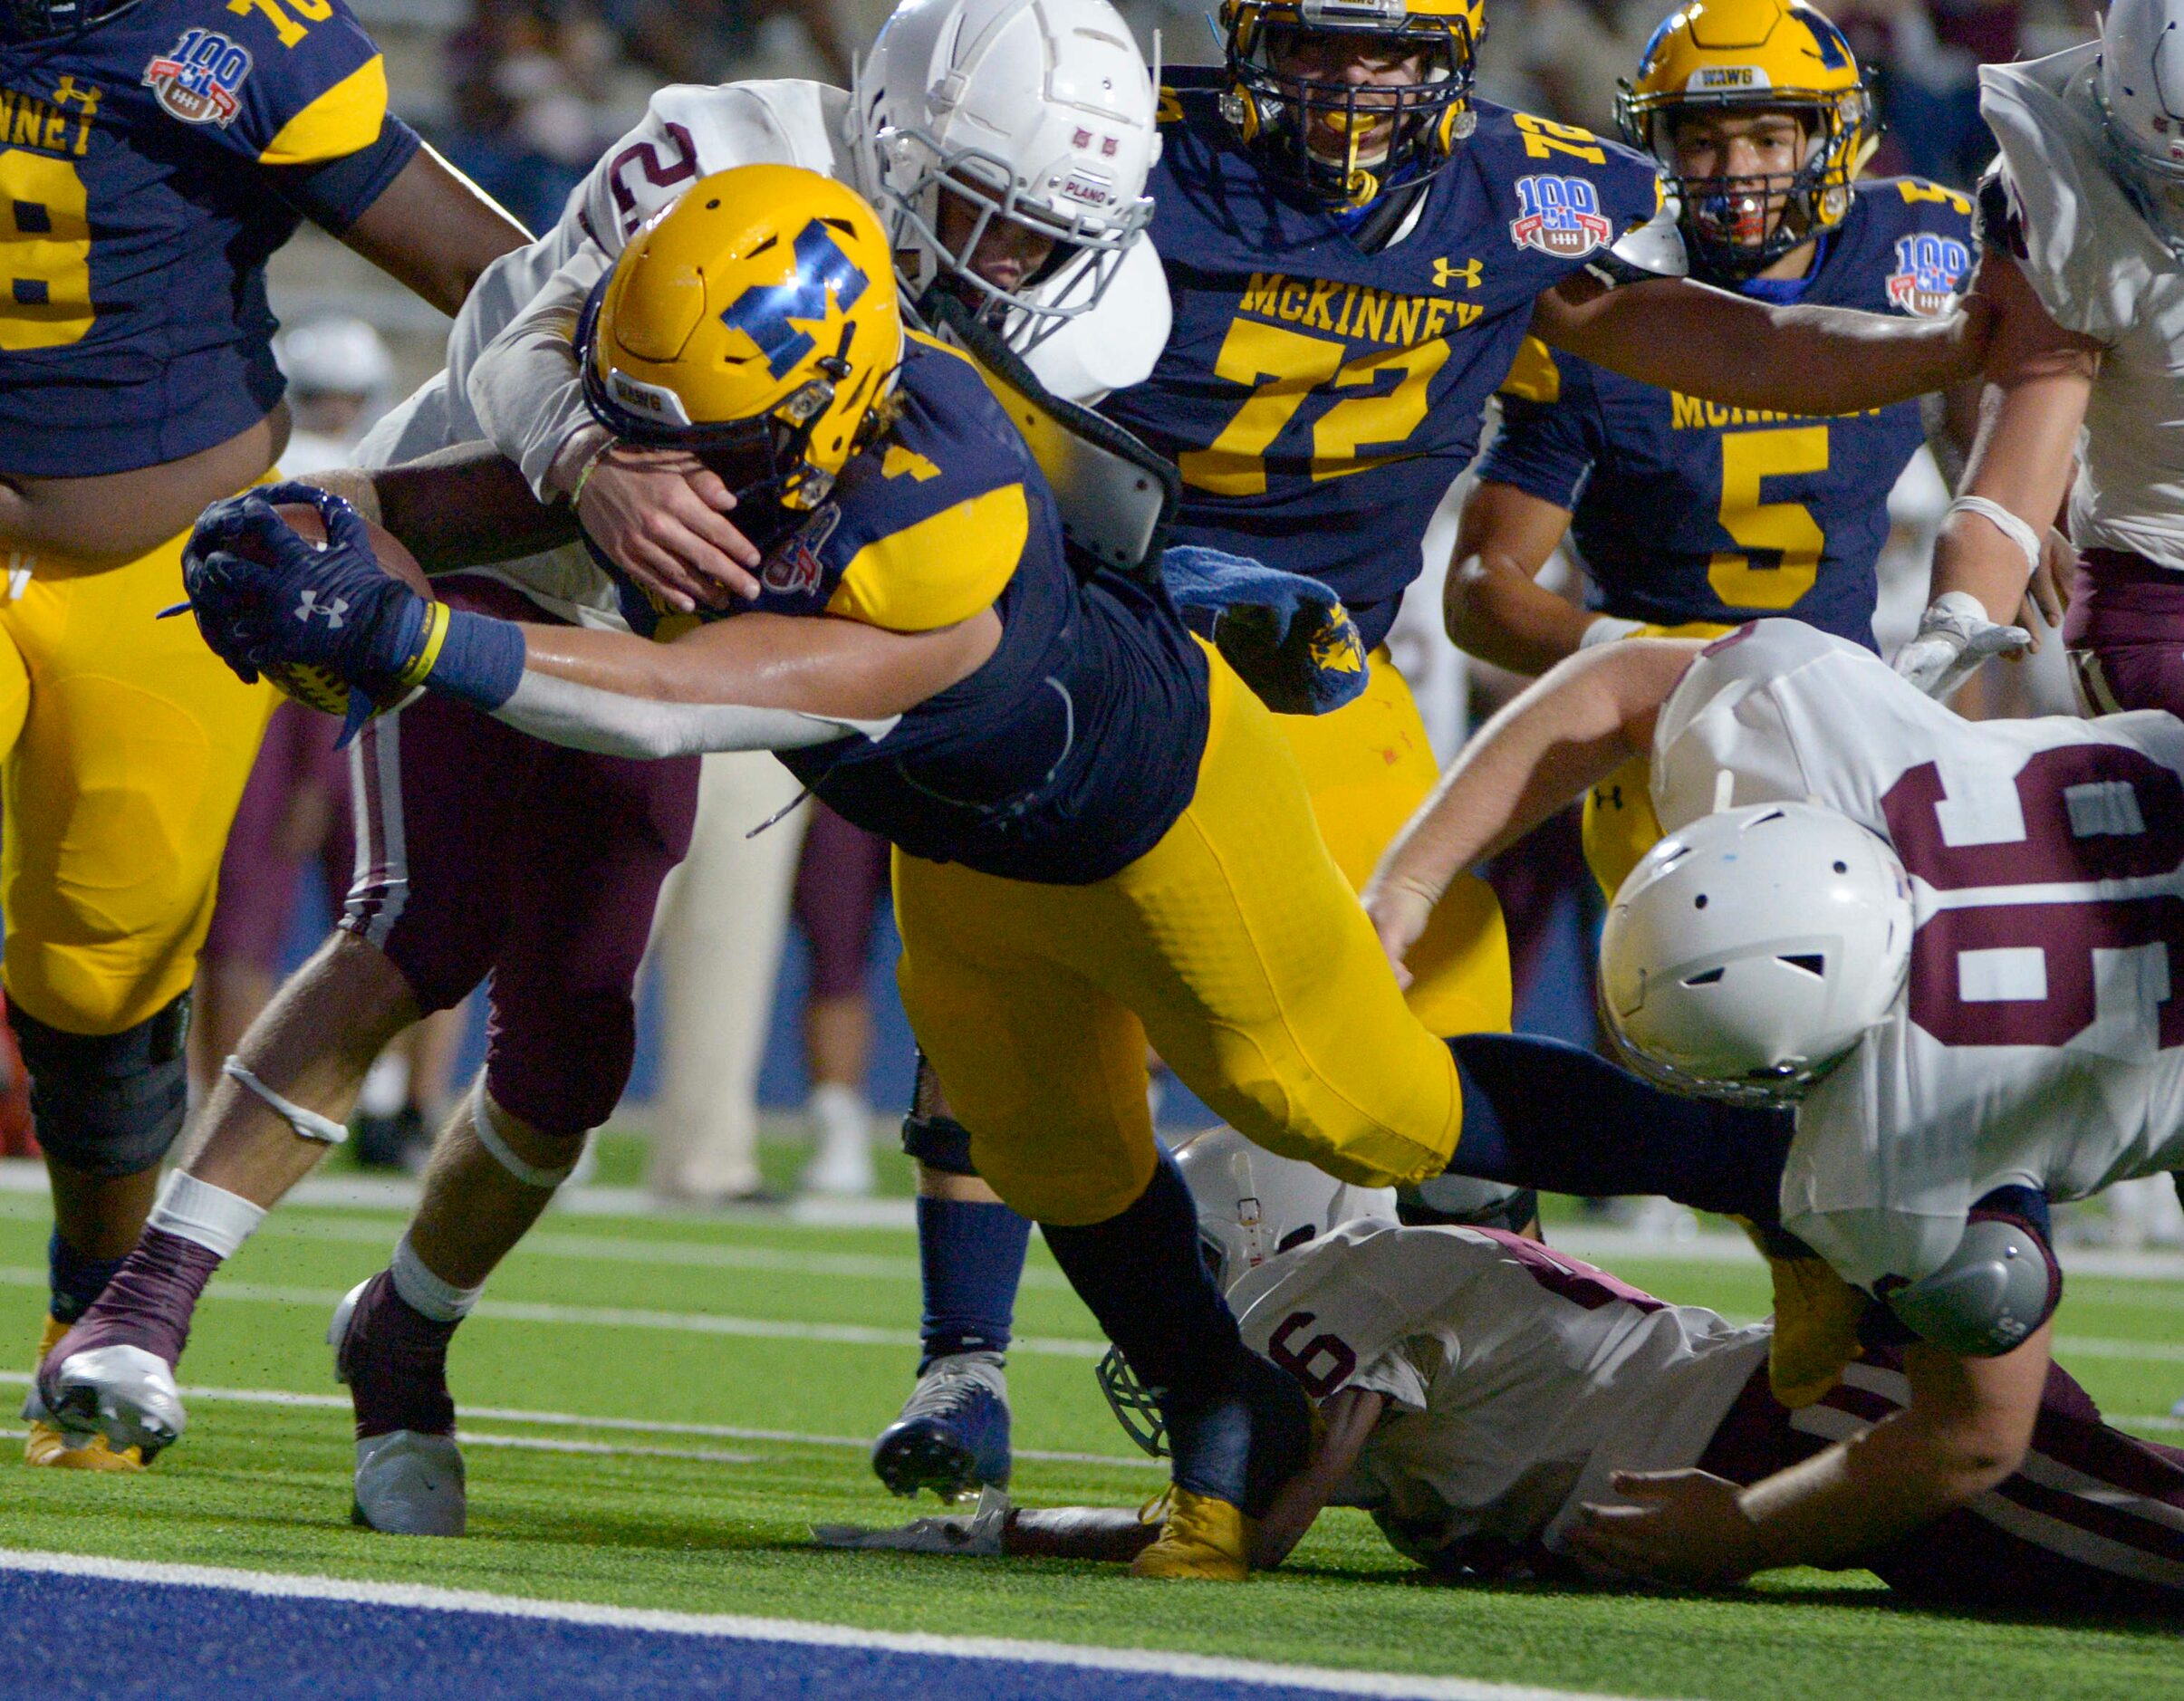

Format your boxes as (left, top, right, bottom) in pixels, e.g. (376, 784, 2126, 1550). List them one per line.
(0, 1180, 2178, 1700)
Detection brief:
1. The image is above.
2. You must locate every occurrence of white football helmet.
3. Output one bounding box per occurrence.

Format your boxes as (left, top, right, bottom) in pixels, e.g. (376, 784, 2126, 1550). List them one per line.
(851, 0, 1159, 353)
(1600, 801, 1914, 1105)
(1175, 1127, 1398, 1293)
(2097, 0, 2184, 237)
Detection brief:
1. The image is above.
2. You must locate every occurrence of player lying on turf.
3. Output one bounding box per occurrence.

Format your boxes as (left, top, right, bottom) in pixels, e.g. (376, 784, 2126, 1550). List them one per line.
(1891, 0, 2184, 717)
(28, 0, 1166, 1528)
(140, 164, 1981, 1577)
(826, 1129, 2184, 1610)
(1366, 617, 2184, 1579)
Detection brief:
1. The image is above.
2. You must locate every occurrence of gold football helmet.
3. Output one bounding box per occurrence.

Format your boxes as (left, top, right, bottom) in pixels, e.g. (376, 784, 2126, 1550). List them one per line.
(580, 164, 905, 511)
(1218, 0, 1484, 209)
(1616, 0, 1877, 279)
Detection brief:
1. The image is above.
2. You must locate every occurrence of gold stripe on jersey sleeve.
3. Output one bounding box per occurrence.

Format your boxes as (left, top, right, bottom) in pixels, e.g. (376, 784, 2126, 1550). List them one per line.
(259, 55, 389, 167)
(1497, 336, 1560, 404)
(825, 483, 1029, 632)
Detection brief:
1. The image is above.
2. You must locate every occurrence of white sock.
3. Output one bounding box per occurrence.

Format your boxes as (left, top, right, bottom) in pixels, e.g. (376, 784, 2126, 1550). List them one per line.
(810, 1082, 868, 1148)
(146, 1170, 266, 1261)
(388, 1233, 483, 1323)
(357, 1052, 410, 1119)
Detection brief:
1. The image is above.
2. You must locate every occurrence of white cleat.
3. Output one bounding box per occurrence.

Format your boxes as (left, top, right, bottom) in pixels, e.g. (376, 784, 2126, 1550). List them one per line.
(47, 1345, 185, 1459)
(352, 1429, 467, 1536)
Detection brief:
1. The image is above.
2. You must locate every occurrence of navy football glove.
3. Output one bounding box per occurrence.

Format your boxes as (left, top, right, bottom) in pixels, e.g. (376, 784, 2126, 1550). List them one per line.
(183, 484, 434, 699)
(1159, 544, 1369, 716)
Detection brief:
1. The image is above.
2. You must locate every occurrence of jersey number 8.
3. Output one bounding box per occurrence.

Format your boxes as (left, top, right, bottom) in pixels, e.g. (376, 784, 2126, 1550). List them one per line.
(0, 149, 92, 351)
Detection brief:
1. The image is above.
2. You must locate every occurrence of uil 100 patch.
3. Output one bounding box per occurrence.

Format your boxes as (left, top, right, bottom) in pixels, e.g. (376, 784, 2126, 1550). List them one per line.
(142, 28, 252, 128)
(1886, 233, 1972, 318)
(1509, 175, 1612, 260)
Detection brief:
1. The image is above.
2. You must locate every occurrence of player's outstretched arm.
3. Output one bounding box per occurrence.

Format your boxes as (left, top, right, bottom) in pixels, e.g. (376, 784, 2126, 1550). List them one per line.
(336, 145, 532, 318)
(1362, 639, 1701, 981)
(1565, 1324, 2052, 1590)
(1442, 481, 1588, 676)
(1250, 1388, 1387, 1571)
(303, 445, 581, 573)
(1532, 271, 1986, 418)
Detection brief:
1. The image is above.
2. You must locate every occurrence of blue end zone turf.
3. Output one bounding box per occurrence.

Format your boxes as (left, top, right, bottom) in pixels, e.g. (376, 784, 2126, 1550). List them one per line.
(0, 1554, 1578, 1701)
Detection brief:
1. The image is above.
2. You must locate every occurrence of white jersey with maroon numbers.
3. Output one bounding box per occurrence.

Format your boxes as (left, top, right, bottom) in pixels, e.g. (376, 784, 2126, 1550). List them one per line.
(1650, 620, 2184, 1292)
(1980, 45, 2184, 570)
(1227, 1220, 1767, 1561)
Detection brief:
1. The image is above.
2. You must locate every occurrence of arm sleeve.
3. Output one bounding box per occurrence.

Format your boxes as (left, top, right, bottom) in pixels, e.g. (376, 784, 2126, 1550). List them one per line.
(467, 244, 611, 500)
(490, 670, 893, 760)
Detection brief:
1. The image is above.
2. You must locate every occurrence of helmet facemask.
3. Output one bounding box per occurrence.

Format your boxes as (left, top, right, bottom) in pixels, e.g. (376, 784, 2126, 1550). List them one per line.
(1622, 93, 1862, 281)
(1222, 0, 1478, 209)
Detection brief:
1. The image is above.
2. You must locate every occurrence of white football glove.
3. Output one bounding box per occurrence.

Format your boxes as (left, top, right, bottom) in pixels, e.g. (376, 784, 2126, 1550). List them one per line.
(810, 1485, 1012, 1556)
(1892, 591, 2033, 701)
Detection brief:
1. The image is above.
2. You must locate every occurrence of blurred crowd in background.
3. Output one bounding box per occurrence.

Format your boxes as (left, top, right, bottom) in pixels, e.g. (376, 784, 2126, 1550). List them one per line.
(100, 0, 2161, 1249)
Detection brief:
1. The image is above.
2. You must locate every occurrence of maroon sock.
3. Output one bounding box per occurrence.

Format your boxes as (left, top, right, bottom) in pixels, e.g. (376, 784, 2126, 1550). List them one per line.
(48, 1227, 224, 1374)
(341, 1270, 458, 1439)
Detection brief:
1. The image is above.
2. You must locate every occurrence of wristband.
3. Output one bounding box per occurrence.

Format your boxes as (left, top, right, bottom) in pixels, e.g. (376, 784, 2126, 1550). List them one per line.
(566, 433, 616, 512)
(1945, 495, 2043, 578)
(1578, 615, 1645, 649)
(395, 601, 451, 688)
(411, 609, 527, 712)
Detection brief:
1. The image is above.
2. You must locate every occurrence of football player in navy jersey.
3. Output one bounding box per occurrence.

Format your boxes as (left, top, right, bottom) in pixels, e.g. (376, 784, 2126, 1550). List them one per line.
(1447, 0, 1984, 899)
(0, 0, 526, 1469)
(876, 0, 1987, 1507)
(152, 160, 1982, 1576)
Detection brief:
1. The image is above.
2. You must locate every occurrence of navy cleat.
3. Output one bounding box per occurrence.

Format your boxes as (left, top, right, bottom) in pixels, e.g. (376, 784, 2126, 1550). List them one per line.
(871, 1350, 1011, 1500)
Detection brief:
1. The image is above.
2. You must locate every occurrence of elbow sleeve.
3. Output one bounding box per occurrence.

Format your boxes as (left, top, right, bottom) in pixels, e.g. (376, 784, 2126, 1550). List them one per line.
(490, 670, 897, 760)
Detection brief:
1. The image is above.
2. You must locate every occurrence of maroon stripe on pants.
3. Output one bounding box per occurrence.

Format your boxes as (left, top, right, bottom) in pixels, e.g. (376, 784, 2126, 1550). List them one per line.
(1698, 1352, 2184, 1614)
(2064, 549, 2184, 717)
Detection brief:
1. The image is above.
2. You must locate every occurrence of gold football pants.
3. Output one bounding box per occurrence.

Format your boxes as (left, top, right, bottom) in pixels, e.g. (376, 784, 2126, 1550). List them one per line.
(0, 527, 274, 1035)
(894, 650, 1467, 1225)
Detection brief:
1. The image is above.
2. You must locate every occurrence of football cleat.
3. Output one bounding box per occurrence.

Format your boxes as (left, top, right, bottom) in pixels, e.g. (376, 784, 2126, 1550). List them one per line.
(331, 1277, 467, 1536)
(871, 1350, 1011, 1499)
(35, 1316, 183, 1462)
(1130, 1486, 1253, 1581)
(24, 1317, 144, 1473)
(1734, 1218, 1871, 1407)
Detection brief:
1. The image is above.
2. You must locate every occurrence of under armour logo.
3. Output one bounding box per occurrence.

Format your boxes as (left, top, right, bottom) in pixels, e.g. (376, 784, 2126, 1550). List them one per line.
(1595, 784, 1623, 810)
(294, 590, 348, 629)
(1432, 257, 1482, 289)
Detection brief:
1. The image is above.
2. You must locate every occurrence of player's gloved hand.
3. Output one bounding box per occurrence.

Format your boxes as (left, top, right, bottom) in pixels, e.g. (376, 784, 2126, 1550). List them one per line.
(1159, 544, 1369, 716)
(1892, 590, 2033, 700)
(183, 484, 432, 697)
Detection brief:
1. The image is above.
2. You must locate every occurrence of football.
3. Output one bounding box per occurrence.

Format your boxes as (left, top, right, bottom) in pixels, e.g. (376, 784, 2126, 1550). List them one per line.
(245, 499, 435, 721)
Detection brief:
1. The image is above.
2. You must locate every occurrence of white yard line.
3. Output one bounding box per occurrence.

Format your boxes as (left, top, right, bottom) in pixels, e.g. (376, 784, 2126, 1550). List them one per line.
(0, 1549, 1682, 1701)
(0, 1369, 1164, 1471)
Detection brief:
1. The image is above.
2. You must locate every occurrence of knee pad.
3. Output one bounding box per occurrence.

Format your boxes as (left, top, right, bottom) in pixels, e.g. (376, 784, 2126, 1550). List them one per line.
(902, 1111, 978, 1177)
(10, 994, 190, 1177)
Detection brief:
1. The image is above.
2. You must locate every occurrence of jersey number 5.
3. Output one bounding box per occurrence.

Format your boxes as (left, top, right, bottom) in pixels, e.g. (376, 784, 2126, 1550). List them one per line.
(0, 150, 92, 351)
(1707, 426, 1828, 610)
(1179, 319, 1448, 495)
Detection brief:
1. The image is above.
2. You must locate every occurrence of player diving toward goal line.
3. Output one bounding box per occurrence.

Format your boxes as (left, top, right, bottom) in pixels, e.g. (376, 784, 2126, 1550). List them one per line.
(132, 163, 1977, 1577)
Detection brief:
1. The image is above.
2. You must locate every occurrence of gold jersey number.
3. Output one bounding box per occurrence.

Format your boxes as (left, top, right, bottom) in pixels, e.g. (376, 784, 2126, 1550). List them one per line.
(1179, 318, 1449, 496)
(1706, 425, 1829, 610)
(0, 149, 92, 351)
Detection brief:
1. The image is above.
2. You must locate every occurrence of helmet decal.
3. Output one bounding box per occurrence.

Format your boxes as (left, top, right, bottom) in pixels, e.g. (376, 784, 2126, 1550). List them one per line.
(719, 220, 870, 380)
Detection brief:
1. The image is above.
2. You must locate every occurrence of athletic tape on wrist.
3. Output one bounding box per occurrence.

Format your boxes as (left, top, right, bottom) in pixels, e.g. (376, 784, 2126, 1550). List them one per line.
(223, 1058, 349, 1145)
(1946, 495, 2043, 578)
(469, 1090, 579, 1189)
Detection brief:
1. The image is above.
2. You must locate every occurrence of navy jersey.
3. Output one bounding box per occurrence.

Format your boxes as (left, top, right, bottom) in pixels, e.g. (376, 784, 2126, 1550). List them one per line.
(1100, 69, 1667, 649)
(621, 338, 1209, 885)
(1478, 178, 1977, 649)
(0, 0, 419, 476)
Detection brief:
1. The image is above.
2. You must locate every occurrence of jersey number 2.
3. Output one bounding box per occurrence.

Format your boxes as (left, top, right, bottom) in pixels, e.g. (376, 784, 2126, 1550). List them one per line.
(1179, 319, 1448, 495)
(1707, 426, 1827, 610)
(0, 150, 92, 351)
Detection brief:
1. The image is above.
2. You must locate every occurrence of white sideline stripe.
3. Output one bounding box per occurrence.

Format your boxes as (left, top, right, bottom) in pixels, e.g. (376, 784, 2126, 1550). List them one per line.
(0, 1550, 1676, 1701)
(0, 1371, 1164, 1472)
(253, 1216, 1080, 1290)
(0, 1265, 1104, 1360)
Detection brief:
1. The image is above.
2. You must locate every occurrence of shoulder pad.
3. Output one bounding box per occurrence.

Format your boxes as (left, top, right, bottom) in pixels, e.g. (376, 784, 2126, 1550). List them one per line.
(1589, 189, 1688, 286)
(1881, 1212, 2060, 1356)
(1976, 161, 2028, 259)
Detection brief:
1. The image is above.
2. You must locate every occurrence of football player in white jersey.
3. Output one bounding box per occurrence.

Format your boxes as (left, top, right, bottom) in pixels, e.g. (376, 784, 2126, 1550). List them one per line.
(30, 0, 1165, 1533)
(826, 1129, 2184, 1604)
(1365, 616, 2184, 1582)
(1891, 0, 2184, 713)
